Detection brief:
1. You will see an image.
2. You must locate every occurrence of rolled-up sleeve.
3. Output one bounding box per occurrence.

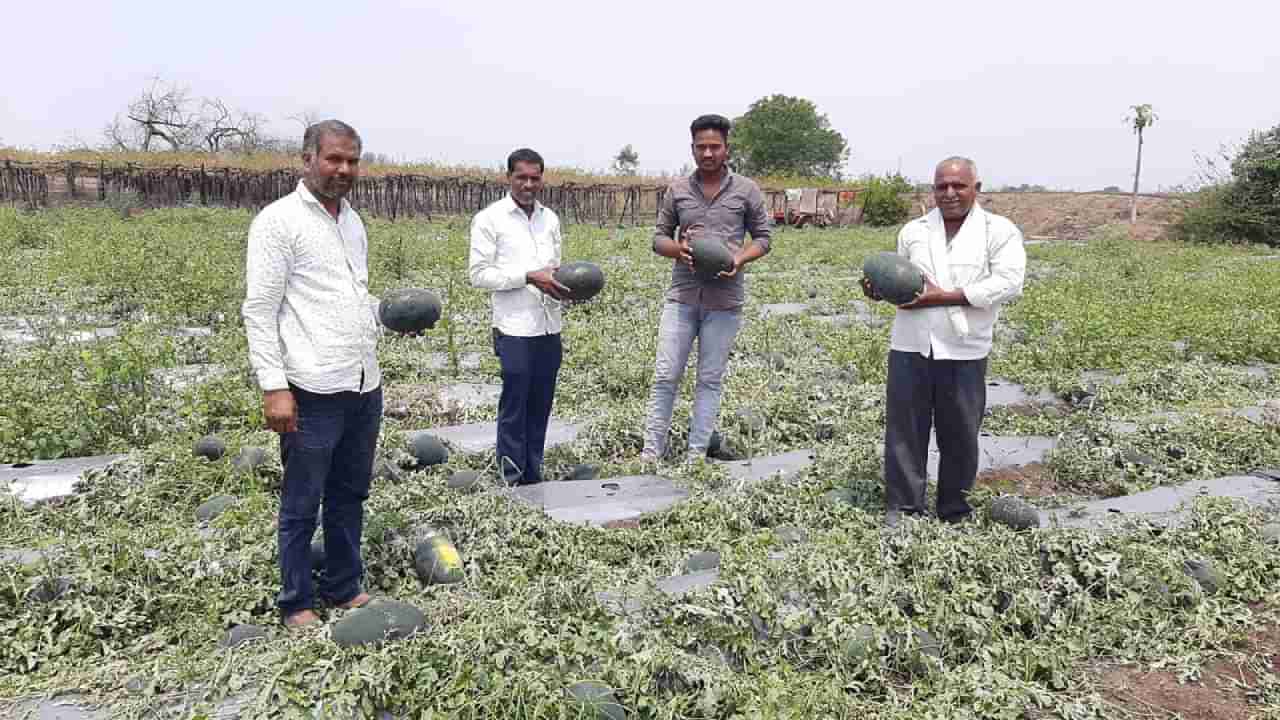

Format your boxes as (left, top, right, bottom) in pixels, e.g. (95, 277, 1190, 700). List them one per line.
(652, 186, 678, 252)
(469, 211, 526, 290)
(962, 222, 1026, 309)
(745, 185, 773, 252)
(242, 213, 291, 392)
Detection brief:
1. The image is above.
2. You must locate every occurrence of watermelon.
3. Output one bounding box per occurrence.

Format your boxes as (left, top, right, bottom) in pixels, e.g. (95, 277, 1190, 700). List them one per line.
(862, 252, 924, 305)
(231, 446, 268, 475)
(683, 551, 721, 573)
(414, 529, 464, 585)
(554, 261, 606, 302)
(446, 470, 481, 491)
(195, 494, 237, 522)
(331, 599, 428, 647)
(408, 434, 449, 468)
(842, 624, 878, 665)
(690, 235, 735, 280)
(566, 681, 627, 720)
(193, 435, 226, 461)
(379, 288, 442, 334)
(220, 624, 269, 649)
(706, 430, 745, 461)
(988, 495, 1041, 530)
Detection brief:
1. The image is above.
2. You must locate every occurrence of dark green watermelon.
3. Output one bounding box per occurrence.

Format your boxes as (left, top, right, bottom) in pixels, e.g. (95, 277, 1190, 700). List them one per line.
(193, 435, 226, 461)
(862, 252, 924, 305)
(690, 235, 735, 280)
(331, 599, 428, 647)
(408, 434, 449, 468)
(231, 446, 268, 475)
(566, 681, 627, 720)
(988, 495, 1041, 530)
(554, 261, 606, 302)
(379, 288, 442, 334)
(195, 494, 237, 522)
(446, 470, 481, 491)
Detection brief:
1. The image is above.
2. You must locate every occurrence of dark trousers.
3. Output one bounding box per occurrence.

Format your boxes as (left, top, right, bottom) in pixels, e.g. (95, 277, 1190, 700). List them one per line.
(884, 350, 987, 521)
(276, 384, 382, 615)
(494, 330, 562, 485)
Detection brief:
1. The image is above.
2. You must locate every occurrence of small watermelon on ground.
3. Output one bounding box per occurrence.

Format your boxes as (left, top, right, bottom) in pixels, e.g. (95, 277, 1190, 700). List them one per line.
(689, 235, 735, 280)
(195, 495, 237, 522)
(193, 435, 226, 461)
(554, 261, 606, 302)
(408, 434, 449, 468)
(414, 529, 464, 585)
(378, 288, 442, 334)
(566, 681, 627, 720)
(1183, 558, 1223, 595)
(820, 488, 857, 510)
(988, 495, 1041, 530)
(331, 599, 428, 647)
(231, 447, 269, 474)
(862, 252, 924, 305)
(707, 431, 745, 461)
(446, 470, 481, 491)
(220, 624, 269, 649)
(683, 551, 721, 573)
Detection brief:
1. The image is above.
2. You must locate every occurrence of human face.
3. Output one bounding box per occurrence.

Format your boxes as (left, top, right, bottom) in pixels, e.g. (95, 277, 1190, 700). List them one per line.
(302, 133, 360, 202)
(691, 128, 729, 176)
(508, 160, 544, 209)
(933, 162, 980, 221)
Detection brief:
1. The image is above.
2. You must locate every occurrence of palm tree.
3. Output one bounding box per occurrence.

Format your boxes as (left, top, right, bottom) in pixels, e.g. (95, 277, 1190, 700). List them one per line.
(1125, 104, 1157, 223)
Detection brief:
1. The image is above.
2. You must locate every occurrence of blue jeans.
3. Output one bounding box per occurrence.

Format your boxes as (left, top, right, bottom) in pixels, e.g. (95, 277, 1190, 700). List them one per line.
(494, 331, 562, 485)
(277, 384, 382, 615)
(643, 301, 743, 459)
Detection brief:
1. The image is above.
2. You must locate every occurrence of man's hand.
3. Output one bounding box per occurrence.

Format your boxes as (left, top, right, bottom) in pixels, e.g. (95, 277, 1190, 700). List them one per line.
(860, 276, 883, 302)
(527, 266, 570, 301)
(898, 277, 946, 310)
(676, 223, 701, 268)
(264, 389, 297, 433)
(717, 252, 745, 279)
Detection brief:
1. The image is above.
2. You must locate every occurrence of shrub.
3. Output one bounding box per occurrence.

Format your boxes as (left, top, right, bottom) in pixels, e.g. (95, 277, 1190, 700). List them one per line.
(1175, 124, 1280, 246)
(858, 173, 913, 227)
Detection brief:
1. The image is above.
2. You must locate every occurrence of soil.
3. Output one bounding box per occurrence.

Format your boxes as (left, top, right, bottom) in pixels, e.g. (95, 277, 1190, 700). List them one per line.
(1094, 620, 1280, 719)
(913, 191, 1187, 242)
(975, 462, 1062, 498)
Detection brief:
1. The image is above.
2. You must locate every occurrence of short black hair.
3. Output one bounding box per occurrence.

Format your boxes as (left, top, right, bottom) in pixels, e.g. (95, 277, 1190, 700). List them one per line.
(302, 120, 362, 157)
(507, 148, 545, 174)
(690, 114, 731, 142)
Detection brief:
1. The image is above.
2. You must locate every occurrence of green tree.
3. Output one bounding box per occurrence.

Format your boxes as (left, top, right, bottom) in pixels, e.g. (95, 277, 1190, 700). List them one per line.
(1176, 124, 1280, 246)
(1125, 104, 1157, 223)
(612, 144, 639, 176)
(730, 95, 849, 179)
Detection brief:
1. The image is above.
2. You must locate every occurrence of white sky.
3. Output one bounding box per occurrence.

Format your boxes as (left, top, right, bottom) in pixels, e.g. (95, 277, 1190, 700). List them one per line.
(3, 0, 1277, 190)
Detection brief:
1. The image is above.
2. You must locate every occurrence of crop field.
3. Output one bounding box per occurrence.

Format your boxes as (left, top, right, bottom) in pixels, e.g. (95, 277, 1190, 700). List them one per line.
(1, 206, 1279, 719)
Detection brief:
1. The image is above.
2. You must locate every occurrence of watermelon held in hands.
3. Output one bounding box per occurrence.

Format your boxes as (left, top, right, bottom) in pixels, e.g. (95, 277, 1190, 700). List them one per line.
(690, 234, 735, 280)
(862, 252, 924, 305)
(378, 288, 442, 334)
(554, 261, 606, 302)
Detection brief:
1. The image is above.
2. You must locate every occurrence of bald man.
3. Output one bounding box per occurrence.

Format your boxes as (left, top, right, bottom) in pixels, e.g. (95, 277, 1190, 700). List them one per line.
(863, 157, 1026, 526)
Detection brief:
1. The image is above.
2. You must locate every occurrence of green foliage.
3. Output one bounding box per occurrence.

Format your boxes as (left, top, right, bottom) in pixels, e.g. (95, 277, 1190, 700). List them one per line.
(611, 144, 639, 176)
(730, 95, 850, 179)
(858, 173, 912, 226)
(1175, 124, 1280, 246)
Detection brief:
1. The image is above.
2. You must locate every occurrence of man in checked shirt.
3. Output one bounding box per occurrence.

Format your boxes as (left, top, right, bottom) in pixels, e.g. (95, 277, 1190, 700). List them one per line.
(243, 120, 410, 628)
(641, 114, 774, 463)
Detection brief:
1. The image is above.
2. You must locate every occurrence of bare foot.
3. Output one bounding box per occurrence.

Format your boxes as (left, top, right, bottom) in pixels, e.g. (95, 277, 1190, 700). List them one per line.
(338, 592, 371, 610)
(283, 609, 320, 628)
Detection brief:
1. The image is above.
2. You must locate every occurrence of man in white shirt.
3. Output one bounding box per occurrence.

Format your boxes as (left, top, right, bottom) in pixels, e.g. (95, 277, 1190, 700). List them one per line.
(863, 157, 1026, 526)
(469, 148, 569, 486)
(242, 120, 394, 627)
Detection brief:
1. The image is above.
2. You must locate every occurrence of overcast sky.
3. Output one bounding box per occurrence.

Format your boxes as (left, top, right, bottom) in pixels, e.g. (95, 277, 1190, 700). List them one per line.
(3, 1, 1276, 190)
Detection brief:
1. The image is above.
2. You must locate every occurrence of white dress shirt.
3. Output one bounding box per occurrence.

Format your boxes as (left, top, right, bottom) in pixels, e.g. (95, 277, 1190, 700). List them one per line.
(889, 204, 1026, 360)
(468, 195, 563, 337)
(242, 181, 381, 394)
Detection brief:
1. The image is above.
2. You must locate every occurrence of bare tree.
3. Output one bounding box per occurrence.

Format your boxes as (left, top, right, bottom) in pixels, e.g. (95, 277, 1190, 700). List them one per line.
(103, 78, 199, 151)
(1125, 103, 1157, 223)
(200, 99, 266, 153)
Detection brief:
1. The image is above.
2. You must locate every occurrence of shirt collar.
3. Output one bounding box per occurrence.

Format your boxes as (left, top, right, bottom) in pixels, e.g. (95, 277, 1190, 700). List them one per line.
(296, 180, 349, 216)
(691, 167, 734, 195)
(504, 193, 542, 218)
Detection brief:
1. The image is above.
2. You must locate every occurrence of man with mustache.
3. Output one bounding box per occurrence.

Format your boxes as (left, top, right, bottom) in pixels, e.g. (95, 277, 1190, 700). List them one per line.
(469, 148, 569, 486)
(864, 156, 1026, 527)
(641, 113, 773, 463)
(243, 120, 389, 627)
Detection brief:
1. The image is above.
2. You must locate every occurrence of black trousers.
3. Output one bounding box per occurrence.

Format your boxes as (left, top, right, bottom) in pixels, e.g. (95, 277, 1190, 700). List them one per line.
(493, 330, 562, 485)
(884, 350, 987, 521)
